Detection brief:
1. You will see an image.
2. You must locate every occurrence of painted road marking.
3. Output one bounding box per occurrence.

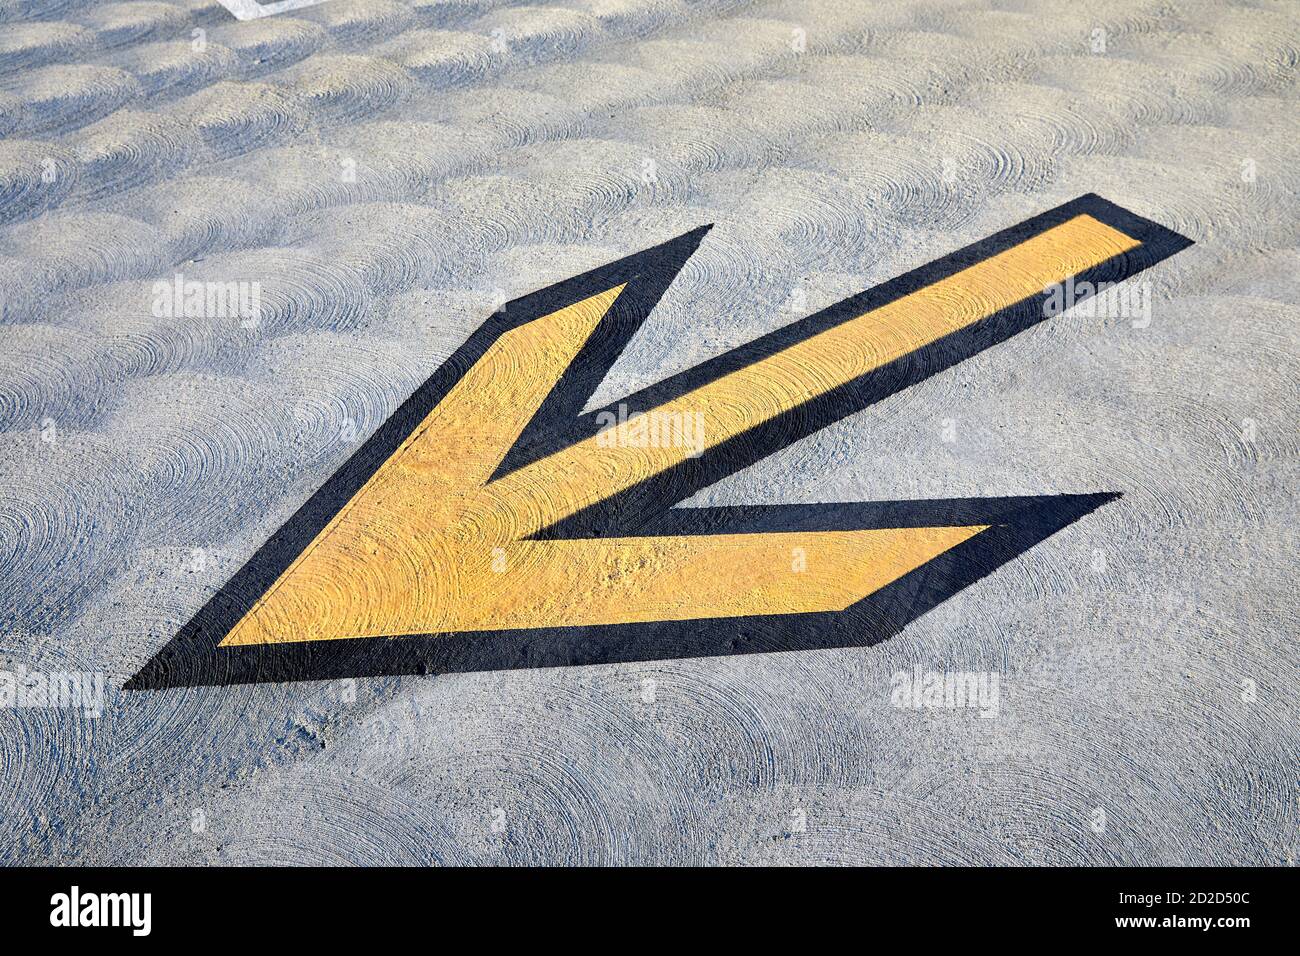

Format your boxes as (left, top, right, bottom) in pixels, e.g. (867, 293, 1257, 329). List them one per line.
(216, 0, 332, 20)
(224, 214, 1128, 645)
(127, 194, 1191, 688)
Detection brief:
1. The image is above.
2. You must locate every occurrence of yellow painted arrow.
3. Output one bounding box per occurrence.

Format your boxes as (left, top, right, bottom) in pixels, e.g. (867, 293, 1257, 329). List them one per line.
(222, 213, 1137, 646)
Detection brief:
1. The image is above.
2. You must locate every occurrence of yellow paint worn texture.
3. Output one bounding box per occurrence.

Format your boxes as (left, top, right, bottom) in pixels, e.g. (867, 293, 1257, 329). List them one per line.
(223, 215, 1139, 645)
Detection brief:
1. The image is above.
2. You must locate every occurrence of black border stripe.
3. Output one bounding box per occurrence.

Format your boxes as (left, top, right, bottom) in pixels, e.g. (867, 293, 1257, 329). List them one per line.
(126, 195, 1190, 689)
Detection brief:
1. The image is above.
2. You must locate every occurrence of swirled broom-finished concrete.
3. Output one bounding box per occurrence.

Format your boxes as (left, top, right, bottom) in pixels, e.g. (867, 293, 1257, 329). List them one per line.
(0, 0, 1296, 865)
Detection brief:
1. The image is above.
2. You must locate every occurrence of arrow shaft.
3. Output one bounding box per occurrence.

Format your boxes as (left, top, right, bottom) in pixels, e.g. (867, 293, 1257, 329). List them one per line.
(494, 213, 1138, 534)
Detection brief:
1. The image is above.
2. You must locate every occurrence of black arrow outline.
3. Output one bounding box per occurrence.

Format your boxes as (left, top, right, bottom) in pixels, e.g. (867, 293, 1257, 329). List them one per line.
(126, 194, 1190, 689)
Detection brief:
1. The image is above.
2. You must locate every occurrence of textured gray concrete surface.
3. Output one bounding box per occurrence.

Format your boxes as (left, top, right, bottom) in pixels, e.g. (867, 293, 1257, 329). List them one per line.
(0, 0, 1296, 865)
